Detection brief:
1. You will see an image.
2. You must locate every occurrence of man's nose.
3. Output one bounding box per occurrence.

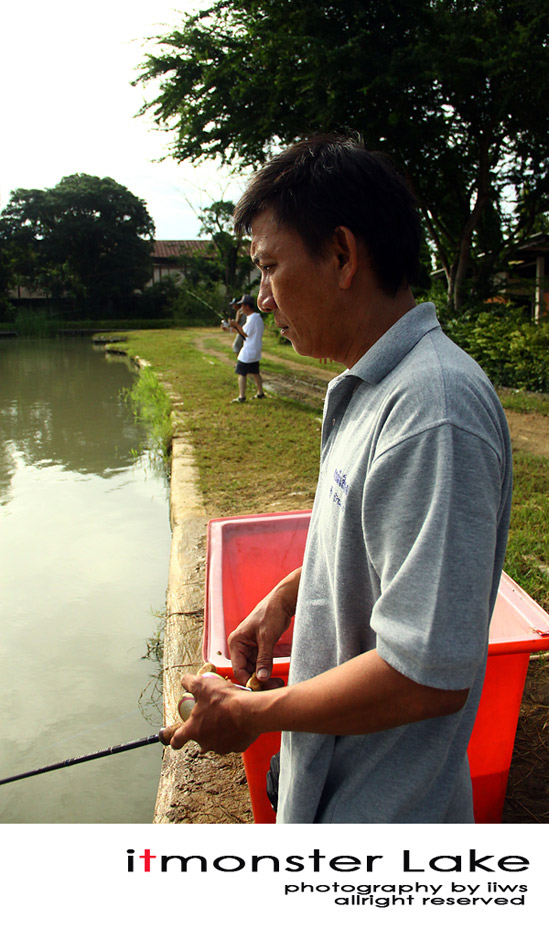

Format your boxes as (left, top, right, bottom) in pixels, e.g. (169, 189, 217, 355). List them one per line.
(257, 279, 274, 313)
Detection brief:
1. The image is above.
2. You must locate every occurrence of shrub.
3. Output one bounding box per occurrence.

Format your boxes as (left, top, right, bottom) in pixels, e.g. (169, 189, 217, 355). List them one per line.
(444, 308, 549, 392)
(13, 306, 61, 338)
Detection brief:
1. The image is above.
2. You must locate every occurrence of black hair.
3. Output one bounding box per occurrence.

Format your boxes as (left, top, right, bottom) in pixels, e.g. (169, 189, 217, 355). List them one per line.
(233, 133, 422, 296)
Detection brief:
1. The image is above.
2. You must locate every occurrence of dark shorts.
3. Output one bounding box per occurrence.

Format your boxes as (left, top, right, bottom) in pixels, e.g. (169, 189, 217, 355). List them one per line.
(235, 360, 260, 376)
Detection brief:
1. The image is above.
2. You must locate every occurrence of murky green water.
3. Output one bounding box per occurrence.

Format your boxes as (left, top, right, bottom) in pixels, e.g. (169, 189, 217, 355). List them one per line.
(0, 337, 172, 822)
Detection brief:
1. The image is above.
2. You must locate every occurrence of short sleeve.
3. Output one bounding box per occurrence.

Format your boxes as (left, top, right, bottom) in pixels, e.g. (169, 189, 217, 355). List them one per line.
(363, 423, 504, 689)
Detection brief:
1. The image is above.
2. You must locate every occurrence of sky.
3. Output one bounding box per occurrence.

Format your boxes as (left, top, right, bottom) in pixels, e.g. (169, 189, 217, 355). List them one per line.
(0, 0, 250, 239)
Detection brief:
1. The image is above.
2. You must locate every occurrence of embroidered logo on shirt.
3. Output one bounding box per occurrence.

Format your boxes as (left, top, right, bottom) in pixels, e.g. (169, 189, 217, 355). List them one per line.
(329, 468, 350, 509)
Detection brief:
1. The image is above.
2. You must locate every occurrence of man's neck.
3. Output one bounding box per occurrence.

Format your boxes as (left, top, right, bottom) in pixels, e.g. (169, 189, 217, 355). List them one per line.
(342, 287, 417, 369)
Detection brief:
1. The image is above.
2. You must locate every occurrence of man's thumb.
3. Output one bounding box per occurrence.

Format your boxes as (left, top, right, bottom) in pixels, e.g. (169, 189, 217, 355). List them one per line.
(254, 655, 273, 684)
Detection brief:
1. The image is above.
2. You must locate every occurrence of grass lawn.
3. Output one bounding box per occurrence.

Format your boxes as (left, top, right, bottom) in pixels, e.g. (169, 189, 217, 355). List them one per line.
(121, 327, 323, 515)
(120, 326, 549, 613)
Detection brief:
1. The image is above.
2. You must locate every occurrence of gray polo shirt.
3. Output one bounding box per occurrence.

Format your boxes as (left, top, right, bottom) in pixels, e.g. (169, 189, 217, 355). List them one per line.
(277, 302, 512, 823)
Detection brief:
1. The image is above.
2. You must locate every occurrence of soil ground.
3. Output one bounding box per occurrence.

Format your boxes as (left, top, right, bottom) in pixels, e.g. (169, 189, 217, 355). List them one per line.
(166, 330, 549, 824)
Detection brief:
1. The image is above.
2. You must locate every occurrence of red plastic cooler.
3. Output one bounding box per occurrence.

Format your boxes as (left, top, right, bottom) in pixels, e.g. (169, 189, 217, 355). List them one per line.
(203, 510, 549, 824)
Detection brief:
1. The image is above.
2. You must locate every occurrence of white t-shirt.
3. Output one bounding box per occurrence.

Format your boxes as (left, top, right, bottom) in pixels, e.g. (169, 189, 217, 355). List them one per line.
(239, 311, 264, 363)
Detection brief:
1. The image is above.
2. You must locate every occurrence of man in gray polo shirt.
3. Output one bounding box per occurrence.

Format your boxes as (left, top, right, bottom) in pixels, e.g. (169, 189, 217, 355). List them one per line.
(164, 134, 512, 823)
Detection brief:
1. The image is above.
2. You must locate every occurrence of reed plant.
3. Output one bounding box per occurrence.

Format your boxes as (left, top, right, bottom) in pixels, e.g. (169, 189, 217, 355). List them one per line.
(123, 364, 173, 469)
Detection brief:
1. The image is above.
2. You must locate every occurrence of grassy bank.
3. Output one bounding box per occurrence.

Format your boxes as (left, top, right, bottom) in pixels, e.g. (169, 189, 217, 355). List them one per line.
(120, 328, 323, 515)
(122, 364, 173, 469)
(505, 452, 549, 611)
(120, 327, 549, 613)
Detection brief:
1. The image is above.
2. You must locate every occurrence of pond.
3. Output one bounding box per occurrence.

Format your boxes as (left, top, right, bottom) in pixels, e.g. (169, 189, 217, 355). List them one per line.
(0, 337, 172, 822)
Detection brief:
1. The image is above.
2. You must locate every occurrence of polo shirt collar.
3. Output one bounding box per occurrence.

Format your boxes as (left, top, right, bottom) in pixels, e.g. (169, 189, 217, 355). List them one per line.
(339, 302, 439, 387)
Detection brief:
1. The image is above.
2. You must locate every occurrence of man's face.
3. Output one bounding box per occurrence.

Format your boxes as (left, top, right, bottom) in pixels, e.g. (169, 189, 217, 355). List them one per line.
(250, 209, 342, 360)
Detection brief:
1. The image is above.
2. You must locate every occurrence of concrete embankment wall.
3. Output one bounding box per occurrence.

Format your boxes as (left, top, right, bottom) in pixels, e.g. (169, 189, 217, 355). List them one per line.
(122, 356, 251, 822)
(153, 432, 207, 821)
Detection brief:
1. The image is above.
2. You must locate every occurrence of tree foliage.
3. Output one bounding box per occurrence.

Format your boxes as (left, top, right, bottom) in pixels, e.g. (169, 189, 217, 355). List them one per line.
(196, 199, 256, 297)
(136, 0, 549, 309)
(157, 200, 257, 323)
(0, 174, 155, 307)
(167, 200, 256, 311)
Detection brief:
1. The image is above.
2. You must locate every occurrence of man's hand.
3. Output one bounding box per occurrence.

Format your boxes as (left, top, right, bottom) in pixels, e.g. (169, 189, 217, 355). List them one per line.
(228, 567, 301, 685)
(161, 673, 261, 754)
(159, 648, 469, 754)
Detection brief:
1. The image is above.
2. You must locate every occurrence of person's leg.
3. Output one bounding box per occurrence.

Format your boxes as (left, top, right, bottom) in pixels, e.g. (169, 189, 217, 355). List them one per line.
(232, 362, 247, 402)
(252, 373, 264, 397)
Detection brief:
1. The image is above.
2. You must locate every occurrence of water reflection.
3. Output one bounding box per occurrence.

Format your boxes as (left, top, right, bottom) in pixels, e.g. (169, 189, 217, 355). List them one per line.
(0, 339, 143, 492)
(0, 338, 172, 822)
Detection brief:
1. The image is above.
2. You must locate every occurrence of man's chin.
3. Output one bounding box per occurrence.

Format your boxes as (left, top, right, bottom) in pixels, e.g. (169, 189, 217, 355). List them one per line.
(280, 328, 299, 350)
(283, 331, 305, 353)
(292, 339, 316, 358)
(280, 329, 315, 358)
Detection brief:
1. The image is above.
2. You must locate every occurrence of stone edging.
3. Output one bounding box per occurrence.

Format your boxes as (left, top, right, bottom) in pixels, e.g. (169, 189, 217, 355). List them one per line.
(153, 434, 208, 821)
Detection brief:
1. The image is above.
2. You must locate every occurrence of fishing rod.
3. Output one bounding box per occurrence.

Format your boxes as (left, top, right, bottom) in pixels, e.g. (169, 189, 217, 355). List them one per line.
(0, 732, 166, 787)
(0, 668, 253, 787)
(181, 285, 226, 319)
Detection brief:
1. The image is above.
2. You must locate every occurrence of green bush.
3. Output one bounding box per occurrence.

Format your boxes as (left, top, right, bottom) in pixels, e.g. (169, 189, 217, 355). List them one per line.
(0, 298, 15, 322)
(136, 277, 226, 326)
(136, 277, 180, 321)
(444, 308, 549, 392)
(173, 283, 226, 326)
(13, 306, 62, 337)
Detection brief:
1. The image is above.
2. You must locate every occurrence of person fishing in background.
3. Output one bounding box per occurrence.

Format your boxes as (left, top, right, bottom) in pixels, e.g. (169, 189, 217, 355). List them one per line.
(228, 293, 266, 403)
(222, 296, 245, 357)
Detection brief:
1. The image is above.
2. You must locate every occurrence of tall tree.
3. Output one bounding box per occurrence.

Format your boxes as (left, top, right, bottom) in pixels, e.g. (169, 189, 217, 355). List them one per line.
(0, 174, 155, 307)
(167, 200, 256, 312)
(135, 0, 549, 309)
(197, 199, 255, 297)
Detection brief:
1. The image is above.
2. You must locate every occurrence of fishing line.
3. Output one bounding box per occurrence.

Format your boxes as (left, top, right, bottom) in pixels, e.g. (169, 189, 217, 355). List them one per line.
(181, 286, 226, 319)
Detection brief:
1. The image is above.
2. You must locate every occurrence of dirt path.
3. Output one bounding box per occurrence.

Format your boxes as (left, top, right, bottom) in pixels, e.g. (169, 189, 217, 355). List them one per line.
(162, 330, 548, 824)
(193, 327, 337, 408)
(505, 411, 549, 457)
(196, 329, 549, 448)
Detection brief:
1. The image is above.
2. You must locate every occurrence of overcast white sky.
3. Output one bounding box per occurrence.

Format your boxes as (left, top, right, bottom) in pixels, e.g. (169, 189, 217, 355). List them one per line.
(0, 1, 250, 238)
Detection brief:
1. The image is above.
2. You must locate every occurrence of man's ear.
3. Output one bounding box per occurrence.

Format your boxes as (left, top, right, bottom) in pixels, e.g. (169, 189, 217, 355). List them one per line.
(331, 226, 359, 290)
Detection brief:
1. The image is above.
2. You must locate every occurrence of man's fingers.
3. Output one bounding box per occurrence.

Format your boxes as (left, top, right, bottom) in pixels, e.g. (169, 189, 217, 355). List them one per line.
(262, 677, 285, 691)
(255, 653, 274, 684)
(246, 672, 284, 691)
(180, 672, 205, 693)
(159, 723, 189, 748)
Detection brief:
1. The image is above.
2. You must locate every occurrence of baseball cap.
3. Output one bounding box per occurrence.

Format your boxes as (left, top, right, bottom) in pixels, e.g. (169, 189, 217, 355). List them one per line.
(236, 294, 256, 308)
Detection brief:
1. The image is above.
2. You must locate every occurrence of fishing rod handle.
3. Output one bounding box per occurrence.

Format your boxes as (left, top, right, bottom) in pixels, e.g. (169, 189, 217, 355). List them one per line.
(177, 674, 252, 721)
